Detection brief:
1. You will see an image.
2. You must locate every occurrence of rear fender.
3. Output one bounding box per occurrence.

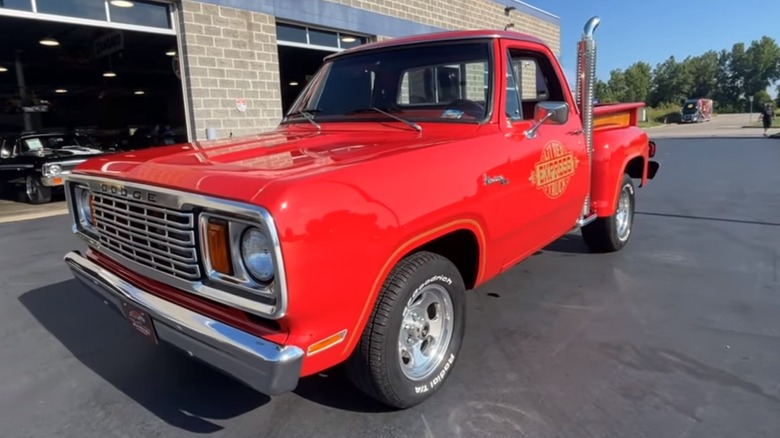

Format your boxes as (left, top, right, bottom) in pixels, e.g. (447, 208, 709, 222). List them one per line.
(591, 126, 649, 216)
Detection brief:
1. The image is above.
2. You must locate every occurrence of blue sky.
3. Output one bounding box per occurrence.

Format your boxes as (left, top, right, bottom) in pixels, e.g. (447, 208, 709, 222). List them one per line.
(538, 0, 780, 92)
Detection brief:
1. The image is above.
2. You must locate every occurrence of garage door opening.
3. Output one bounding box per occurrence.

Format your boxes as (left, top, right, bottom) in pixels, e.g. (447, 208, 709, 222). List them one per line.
(0, 15, 186, 151)
(278, 45, 333, 113)
(275, 22, 372, 114)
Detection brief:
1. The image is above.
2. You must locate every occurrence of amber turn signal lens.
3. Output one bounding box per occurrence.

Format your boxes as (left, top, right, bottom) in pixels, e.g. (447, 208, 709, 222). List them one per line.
(307, 329, 348, 356)
(88, 193, 95, 224)
(207, 219, 233, 275)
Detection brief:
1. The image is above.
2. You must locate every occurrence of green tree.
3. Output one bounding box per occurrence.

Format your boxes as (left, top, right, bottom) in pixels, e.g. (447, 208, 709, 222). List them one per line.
(623, 61, 652, 102)
(753, 89, 772, 106)
(686, 51, 719, 98)
(650, 56, 692, 106)
(606, 68, 628, 101)
(595, 79, 614, 103)
(743, 36, 780, 97)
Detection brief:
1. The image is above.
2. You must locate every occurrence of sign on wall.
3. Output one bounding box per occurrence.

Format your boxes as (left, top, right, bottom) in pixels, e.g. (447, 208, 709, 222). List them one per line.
(94, 31, 124, 59)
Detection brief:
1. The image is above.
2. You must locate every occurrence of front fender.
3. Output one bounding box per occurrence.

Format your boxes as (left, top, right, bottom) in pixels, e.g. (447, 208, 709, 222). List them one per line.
(264, 177, 490, 376)
(591, 126, 649, 216)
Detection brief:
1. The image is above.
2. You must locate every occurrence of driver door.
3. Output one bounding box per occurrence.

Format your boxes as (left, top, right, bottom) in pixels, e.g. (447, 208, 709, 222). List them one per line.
(498, 45, 589, 267)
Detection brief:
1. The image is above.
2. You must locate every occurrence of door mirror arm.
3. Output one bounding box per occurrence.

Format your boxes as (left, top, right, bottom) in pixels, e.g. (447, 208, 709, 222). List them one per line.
(523, 101, 569, 139)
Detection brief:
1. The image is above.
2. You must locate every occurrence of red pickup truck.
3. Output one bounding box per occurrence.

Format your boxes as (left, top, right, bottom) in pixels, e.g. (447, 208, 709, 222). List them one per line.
(63, 16, 658, 409)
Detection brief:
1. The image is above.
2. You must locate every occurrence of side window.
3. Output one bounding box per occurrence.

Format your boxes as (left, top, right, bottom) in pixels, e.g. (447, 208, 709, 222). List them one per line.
(506, 49, 566, 120)
(505, 54, 522, 120)
(397, 61, 488, 105)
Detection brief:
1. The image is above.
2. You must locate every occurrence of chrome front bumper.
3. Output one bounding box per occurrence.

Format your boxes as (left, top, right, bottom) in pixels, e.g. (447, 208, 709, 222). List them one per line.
(64, 250, 304, 395)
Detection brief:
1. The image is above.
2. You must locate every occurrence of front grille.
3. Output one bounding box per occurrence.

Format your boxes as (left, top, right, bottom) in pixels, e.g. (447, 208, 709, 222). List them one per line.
(92, 192, 200, 281)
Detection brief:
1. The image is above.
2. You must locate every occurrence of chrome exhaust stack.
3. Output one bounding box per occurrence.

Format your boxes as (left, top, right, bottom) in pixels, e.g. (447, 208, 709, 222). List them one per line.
(576, 16, 600, 219)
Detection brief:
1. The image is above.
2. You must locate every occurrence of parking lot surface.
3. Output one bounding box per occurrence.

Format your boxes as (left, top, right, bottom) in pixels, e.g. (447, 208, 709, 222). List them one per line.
(1, 137, 779, 437)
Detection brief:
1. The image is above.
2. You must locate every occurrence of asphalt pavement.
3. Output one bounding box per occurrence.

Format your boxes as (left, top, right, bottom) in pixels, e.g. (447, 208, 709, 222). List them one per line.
(1, 136, 779, 437)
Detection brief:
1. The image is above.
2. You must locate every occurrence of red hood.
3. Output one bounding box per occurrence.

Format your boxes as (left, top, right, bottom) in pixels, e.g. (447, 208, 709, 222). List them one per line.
(73, 124, 481, 203)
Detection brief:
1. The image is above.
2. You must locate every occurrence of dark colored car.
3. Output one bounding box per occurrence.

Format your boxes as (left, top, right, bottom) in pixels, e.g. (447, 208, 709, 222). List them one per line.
(0, 132, 105, 204)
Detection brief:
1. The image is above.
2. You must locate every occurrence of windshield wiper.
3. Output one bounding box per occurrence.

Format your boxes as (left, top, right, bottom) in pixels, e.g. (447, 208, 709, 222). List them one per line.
(348, 107, 422, 133)
(287, 108, 321, 131)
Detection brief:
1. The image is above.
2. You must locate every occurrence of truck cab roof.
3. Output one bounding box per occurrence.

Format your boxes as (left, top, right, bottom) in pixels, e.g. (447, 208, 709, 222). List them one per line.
(325, 29, 548, 61)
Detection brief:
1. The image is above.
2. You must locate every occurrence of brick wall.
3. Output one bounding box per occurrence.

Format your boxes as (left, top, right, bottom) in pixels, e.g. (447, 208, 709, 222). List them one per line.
(325, 0, 560, 55)
(176, 0, 559, 140)
(179, 1, 282, 140)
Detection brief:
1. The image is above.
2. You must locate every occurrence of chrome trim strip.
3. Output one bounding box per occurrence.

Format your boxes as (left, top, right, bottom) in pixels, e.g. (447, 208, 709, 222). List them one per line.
(199, 211, 277, 300)
(63, 173, 289, 319)
(64, 250, 303, 395)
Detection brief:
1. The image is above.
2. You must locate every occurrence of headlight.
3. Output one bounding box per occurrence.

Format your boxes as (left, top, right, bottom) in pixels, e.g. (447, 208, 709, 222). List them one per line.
(75, 186, 94, 227)
(45, 164, 62, 176)
(240, 227, 275, 282)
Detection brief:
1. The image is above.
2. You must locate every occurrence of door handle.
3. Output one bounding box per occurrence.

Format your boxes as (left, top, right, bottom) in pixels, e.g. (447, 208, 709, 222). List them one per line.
(568, 129, 584, 135)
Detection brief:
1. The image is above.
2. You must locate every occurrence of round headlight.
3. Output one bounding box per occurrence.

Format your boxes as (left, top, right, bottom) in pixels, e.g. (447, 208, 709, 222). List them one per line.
(47, 164, 62, 176)
(240, 227, 274, 282)
(77, 188, 93, 226)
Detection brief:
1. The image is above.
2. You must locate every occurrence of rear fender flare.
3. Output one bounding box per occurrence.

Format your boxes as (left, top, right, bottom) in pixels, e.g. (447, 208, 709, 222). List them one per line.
(600, 153, 645, 215)
(591, 127, 648, 216)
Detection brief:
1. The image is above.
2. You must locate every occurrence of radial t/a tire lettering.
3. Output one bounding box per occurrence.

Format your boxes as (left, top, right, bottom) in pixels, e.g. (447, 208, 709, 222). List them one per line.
(346, 251, 466, 409)
(582, 173, 635, 252)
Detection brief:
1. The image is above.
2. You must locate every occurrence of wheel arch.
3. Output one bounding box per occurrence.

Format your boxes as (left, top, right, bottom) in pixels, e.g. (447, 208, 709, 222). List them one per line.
(341, 219, 486, 358)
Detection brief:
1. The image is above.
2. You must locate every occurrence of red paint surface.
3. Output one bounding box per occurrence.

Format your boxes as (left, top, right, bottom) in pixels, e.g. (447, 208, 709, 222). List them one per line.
(71, 30, 656, 377)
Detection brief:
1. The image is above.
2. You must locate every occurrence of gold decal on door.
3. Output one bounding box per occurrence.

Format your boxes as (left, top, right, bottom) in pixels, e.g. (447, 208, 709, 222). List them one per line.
(529, 140, 580, 199)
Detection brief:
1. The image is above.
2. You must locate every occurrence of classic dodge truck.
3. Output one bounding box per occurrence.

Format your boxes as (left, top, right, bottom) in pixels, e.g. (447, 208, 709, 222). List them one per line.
(63, 17, 659, 409)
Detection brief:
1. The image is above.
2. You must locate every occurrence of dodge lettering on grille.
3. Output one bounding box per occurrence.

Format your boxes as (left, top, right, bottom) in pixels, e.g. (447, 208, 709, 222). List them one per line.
(100, 184, 157, 203)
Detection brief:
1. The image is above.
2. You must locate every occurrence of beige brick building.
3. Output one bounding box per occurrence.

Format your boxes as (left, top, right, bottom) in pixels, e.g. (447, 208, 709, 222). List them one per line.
(176, 0, 560, 140)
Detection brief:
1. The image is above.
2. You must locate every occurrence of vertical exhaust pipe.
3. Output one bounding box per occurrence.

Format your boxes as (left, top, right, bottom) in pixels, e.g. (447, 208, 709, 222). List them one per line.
(577, 16, 600, 219)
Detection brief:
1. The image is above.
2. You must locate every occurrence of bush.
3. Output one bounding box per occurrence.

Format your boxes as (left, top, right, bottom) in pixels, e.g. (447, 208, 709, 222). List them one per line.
(647, 103, 683, 123)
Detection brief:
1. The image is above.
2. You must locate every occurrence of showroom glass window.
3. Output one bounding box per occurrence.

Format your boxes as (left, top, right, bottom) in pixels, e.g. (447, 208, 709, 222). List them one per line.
(0, 0, 33, 11)
(109, 0, 171, 29)
(36, 0, 106, 20)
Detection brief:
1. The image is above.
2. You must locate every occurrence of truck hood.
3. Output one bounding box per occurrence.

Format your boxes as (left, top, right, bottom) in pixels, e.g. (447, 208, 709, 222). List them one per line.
(74, 125, 480, 203)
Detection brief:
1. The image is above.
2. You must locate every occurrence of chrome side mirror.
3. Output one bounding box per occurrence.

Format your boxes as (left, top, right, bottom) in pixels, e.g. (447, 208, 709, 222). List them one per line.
(524, 101, 569, 139)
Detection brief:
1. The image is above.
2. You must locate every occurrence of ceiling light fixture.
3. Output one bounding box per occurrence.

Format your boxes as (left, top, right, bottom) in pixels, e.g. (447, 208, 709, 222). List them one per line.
(341, 36, 357, 43)
(55, 89, 68, 93)
(134, 90, 145, 95)
(103, 71, 117, 78)
(289, 81, 299, 86)
(165, 50, 177, 56)
(0, 66, 8, 73)
(110, 0, 135, 7)
(39, 37, 60, 46)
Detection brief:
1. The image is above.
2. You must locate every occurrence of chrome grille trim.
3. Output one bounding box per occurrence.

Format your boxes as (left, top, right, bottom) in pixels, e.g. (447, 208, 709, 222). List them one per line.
(92, 191, 200, 281)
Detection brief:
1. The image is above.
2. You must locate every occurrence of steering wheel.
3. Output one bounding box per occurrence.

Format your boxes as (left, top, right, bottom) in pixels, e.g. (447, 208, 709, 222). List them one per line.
(443, 99, 485, 119)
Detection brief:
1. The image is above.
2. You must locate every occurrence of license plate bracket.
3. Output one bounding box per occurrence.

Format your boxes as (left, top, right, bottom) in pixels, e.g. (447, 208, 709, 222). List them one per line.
(120, 300, 159, 345)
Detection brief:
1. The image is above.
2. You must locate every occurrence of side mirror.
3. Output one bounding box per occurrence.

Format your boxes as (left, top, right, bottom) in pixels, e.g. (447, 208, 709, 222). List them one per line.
(0, 149, 9, 159)
(524, 101, 569, 139)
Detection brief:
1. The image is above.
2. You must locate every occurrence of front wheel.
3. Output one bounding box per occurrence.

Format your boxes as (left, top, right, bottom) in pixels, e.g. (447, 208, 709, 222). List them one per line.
(20, 176, 52, 204)
(346, 251, 466, 409)
(582, 173, 635, 252)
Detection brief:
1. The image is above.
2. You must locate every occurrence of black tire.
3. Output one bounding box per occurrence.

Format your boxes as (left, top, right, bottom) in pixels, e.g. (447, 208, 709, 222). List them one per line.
(346, 251, 466, 409)
(582, 173, 635, 252)
(20, 176, 52, 204)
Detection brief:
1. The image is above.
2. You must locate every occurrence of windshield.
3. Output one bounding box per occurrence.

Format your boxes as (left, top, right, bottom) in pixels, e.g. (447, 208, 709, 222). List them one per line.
(284, 41, 493, 125)
(682, 101, 699, 113)
(21, 135, 91, 152)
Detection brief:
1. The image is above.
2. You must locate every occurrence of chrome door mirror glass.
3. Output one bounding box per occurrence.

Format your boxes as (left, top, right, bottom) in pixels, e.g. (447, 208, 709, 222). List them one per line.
(524, 101, 569, 139)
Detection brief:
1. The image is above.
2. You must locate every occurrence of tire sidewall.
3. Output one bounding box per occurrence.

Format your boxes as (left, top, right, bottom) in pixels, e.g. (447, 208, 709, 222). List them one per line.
(384, 257, 466, 406)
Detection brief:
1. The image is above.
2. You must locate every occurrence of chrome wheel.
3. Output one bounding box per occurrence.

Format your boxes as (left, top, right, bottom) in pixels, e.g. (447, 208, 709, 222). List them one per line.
(398, 283, 454, 381)
(615, 185, 632, 241)
(26, 177, 38, 200)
